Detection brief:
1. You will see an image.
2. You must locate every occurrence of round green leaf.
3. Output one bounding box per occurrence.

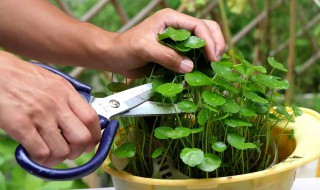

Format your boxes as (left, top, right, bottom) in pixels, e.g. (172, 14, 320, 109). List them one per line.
(252, 104, 269, 114)
(154, 126, 174, 139)
(197, 109, 208, 125)
(292, 105, 303, 116)
(223, 118, 252, 128)
(220, 99, 240, 113)
(181, 36, 206, 49)
(227, 133, 257, 150)
(185, 71, 213, 86)
(253, 65, 267, 73)
(157, 83, 183, 97)
(212, 141, 227, 152)
(175, 42, 192, 52)
(209, 136, 218, 144)
(155, 126, 191, 139)
(243, 91, 268, 104)
(251, 74, 289, 89)
(180, 148, 204, 167)
(211, 62, 238, 81)
(234, 64, 246, 75)
(202, 91, 226, 107)
(113, 142, 136, 158)
(289, 129, 295, 140)
(190, 126, 204, 134)
(167, 127, 191, 139)
(197, 153, 221, 172)
(151, 148, 163, 159)
(239, 107, 256, 117)
(210, 113, 229, 121)
(177, 101, 197, 113)
(276, 106, 294, 121)
(203, 104, 218, 112)
(218, 61, 234, 68)
(221, 85, 240, 94)
(267, 57, 288, 72)
(212, 76, 230, 86)
(240, 59, 255, 75)
(158, 27, 191, 41)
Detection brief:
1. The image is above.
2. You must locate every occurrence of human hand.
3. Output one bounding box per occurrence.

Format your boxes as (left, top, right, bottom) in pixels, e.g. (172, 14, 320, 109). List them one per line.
(0, 51, 100, 167)
(106, 8, 225, 78)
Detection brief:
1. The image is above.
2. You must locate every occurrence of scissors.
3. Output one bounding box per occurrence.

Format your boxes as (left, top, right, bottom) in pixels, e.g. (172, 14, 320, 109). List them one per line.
(15, 62, 180, 181)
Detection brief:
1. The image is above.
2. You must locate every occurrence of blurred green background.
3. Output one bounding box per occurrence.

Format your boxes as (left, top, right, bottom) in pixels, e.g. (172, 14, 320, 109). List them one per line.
(1, 0, 320, 189)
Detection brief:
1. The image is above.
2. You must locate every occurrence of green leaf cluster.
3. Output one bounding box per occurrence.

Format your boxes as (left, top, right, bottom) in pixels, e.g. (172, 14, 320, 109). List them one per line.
(158, 27, 206, 52)
(111, 28, 301, 179)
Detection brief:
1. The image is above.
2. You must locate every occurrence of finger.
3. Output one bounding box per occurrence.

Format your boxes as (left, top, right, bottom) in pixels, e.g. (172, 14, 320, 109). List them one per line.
(202, 19, 226, 61)
(20, 130, 50, 165)
(37, 123, 70, 167)
(57, 110, 92, 160)
(145, 42, 193, 73)
(67, 91, 101, 153)
(2, 116, 50, 165)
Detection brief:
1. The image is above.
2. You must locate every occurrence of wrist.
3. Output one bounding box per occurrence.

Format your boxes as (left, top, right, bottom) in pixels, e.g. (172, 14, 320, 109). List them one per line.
(79, 23, 122, 71)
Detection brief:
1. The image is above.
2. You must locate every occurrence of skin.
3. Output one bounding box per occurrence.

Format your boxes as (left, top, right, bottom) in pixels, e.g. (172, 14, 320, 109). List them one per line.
(0, 0, 225, 167)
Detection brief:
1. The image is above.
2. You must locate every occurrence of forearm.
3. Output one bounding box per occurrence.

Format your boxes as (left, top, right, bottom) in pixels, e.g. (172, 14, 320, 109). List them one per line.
(0, 0, 115, 69)
(0, 2, 225, 78)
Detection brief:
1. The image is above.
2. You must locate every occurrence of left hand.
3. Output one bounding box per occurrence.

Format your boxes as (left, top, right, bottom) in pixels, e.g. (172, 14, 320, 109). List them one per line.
(105, 8, 226, 78)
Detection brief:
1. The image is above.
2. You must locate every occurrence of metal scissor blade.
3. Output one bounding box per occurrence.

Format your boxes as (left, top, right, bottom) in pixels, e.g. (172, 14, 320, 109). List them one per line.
(119, 101, 182, 117)
(90, 83, 153, 119)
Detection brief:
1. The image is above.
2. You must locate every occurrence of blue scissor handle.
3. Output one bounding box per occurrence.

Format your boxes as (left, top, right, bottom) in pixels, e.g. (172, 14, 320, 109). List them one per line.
(15, 62, 119, 180)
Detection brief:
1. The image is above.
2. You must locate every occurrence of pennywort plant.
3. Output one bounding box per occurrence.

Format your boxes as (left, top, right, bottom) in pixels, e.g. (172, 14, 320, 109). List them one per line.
(110, 27, 301, 178)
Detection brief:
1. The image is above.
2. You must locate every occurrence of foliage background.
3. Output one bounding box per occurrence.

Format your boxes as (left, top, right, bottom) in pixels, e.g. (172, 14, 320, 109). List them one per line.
(0, 0, 319, 189)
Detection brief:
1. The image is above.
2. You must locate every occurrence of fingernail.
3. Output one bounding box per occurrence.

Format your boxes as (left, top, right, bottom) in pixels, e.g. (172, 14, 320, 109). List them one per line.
(179, 59, 194, 73)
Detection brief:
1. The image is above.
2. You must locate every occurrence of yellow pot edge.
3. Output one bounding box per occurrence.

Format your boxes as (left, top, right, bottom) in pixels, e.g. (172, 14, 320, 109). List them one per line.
(101, 107, 320, 186)
(270, 107, 320, 170)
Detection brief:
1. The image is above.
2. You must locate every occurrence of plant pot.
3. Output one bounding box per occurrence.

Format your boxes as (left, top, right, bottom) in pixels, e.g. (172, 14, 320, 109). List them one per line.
(102, 108, 320, 190)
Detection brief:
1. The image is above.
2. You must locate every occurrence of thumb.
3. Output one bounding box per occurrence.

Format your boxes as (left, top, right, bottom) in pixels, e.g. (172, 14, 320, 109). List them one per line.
(148, 43, 194, 73)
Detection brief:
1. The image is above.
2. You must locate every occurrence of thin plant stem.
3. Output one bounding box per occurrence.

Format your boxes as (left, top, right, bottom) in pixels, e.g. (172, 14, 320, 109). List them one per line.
(154, 139, 173, 178)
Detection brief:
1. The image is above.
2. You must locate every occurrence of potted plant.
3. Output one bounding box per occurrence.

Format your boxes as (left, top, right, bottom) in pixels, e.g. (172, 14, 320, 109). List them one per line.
(102, 27, 320, 190)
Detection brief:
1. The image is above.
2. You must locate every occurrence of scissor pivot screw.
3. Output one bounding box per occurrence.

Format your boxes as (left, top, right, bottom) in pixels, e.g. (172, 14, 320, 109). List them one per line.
(109, 100, 120, 108)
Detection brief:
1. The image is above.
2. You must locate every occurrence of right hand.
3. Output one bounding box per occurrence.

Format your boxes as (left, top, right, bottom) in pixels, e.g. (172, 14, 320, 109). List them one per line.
(0, 51, 101, 167)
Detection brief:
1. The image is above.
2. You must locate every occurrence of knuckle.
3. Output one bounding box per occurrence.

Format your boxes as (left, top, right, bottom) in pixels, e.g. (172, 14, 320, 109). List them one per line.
(54, 146, 70, 159)
(216, 43, 226, 53)
(203, 19, 219, 28)
(156, 8, 174, 16)
(75, 131, 92, 145)
(32, 147, 50, 161)
(162, 50, 179, 64)
(195, 19, 207, 28)
(161, 8, 174, 14)
(209, 20, 219, 27)
(55, 76, 70, 87)
(12, 114, 29, 126)
(82, 109, 99, 127)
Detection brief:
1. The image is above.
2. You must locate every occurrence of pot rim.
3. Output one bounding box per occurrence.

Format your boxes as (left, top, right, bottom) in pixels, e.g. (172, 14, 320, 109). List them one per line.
(102, 107, 320, 186)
